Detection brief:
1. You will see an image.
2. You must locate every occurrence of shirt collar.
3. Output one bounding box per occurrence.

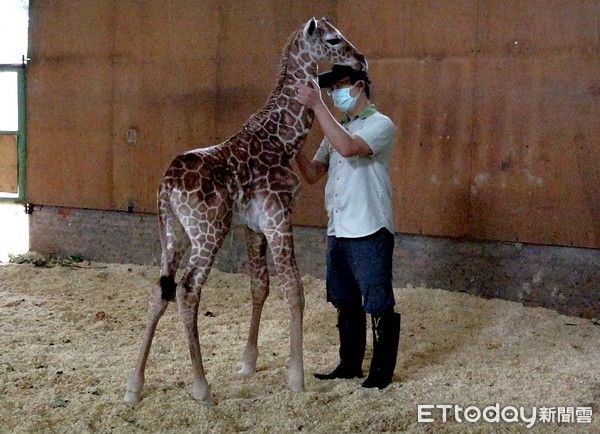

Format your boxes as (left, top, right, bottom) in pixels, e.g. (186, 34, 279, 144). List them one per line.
(341, 104, 377, 126)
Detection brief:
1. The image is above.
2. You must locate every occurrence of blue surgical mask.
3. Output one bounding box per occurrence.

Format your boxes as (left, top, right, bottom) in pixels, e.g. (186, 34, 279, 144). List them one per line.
(332, 83, 359, 113)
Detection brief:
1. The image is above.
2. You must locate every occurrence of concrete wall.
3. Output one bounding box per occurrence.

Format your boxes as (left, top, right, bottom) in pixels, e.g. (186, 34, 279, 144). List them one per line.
(29, 205, 600, 319)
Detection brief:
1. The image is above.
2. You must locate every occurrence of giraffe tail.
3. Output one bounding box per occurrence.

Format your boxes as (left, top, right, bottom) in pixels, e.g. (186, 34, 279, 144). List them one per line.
(160, 275, 177, 302)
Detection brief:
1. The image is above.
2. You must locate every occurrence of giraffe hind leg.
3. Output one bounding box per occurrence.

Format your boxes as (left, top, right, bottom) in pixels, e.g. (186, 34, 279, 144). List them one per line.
(177, 213, 232, 406)
(176, 248, 221, 406)
(240, 226, 270, 374)
(124, 279, 170, 404)
(264, 224, 305, 393)
(124, 192, 186, 403)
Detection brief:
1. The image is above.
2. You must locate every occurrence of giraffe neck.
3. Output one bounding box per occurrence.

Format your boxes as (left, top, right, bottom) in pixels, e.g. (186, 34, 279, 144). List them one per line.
(244, 29, 317, 159)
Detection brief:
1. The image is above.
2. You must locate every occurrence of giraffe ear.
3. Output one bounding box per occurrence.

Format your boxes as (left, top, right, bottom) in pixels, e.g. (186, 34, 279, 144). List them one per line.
(303, 17, 318, 42)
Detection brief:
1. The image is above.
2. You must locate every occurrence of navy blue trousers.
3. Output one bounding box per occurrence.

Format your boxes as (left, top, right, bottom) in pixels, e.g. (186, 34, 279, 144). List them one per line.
(326, 228, 395, 314)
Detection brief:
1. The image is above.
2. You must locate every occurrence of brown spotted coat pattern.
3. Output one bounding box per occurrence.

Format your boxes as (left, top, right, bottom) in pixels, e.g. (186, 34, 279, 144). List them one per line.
(124, 17, 367, 406)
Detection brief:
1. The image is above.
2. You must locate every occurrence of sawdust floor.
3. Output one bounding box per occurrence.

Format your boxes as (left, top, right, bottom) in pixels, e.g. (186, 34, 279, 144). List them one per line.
(0, 262, 598, 433)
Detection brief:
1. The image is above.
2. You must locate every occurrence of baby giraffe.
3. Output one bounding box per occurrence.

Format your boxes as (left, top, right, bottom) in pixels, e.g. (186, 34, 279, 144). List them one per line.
(124, 17, 367, 405)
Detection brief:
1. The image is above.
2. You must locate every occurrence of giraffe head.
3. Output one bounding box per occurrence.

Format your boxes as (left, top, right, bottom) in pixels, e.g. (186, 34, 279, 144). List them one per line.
(300, 17, 367, 73)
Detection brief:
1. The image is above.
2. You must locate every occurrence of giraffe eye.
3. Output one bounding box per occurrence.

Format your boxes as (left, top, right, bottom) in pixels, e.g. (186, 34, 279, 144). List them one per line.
(326, 38, 342, 46)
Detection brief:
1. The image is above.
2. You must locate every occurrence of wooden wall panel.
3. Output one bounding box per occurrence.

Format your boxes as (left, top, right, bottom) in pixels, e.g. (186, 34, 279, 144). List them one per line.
(27, 60, 114, 209)
(0, 135, 18, 193)
(27, 0, 218, 212)
(27, 1, 115, 208)
(25, 0, 600, 248)
(377, 58, 475, 237)
(113, 2, 217, 212)
(29, 0, 114, 60)
(471, 56, 600, 247)
(110, 1, 218, 212)
(339, 0, 478, 59)
(111, 61, 218, 212)
(477, 0, 600, 55)
(338, 1, 478, 237)
(472, 0, 600, 247)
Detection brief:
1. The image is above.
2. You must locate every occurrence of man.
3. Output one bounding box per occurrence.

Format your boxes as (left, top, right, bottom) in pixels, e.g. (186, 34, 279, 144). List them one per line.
(294, 65, 400, 389)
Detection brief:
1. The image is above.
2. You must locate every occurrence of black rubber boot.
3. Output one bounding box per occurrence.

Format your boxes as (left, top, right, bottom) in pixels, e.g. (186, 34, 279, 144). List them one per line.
(362, 312, 400, 389)
(314, 307, 366, 380)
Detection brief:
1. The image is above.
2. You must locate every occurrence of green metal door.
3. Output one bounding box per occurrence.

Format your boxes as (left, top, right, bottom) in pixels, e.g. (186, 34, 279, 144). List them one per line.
(0, 64, 26, 203)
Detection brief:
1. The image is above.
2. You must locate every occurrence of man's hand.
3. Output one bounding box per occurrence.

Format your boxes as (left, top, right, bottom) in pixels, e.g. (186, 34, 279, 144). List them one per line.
(295, 78, 373, 158)
(295, 79, 325, 111)
(292, 148, 328, 184)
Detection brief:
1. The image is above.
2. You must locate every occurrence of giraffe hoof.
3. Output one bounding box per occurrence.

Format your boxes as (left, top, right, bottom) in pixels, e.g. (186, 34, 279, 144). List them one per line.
(198, 395, 216, 406)
(287, 374, 305, 392)
(192, 384, 215, 406)
(193, 394, 215, 406)
(239, 362, 257, 375)
(124, 376, 144, 404)
(123, 389, 142, 404)
(288, 382, 305, 393)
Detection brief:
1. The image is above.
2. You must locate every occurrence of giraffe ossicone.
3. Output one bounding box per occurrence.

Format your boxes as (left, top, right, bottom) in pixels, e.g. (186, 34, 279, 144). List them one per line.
(124, 17, 366, 406)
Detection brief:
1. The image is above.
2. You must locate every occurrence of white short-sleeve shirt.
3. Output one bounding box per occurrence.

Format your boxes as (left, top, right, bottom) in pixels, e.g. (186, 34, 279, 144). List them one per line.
(313, 105, 397, 238)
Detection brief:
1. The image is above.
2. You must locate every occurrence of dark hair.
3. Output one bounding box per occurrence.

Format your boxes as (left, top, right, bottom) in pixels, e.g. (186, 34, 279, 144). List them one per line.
(318, 64, 372, 99)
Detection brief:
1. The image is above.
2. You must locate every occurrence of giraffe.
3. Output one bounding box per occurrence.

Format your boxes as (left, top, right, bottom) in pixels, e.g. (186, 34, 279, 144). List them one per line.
(124, 17, 367, 406)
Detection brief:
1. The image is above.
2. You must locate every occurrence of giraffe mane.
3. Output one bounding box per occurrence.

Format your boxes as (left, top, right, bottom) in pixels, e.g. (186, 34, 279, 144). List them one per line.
(243, 26, 304, 132)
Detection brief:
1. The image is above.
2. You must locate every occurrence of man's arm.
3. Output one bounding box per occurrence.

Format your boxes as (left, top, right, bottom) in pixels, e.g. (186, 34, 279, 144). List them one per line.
(293, 148, 328, 184)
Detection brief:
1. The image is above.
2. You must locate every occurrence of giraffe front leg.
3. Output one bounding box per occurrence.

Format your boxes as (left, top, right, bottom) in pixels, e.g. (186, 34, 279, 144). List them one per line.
(124, 282, 169, 404)
(240, 227, 270, 375)
(283, 275, 305, 392)
(265, 226, 305, 392)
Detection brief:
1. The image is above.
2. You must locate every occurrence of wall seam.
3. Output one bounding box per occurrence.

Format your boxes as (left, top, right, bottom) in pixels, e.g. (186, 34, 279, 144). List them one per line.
(467, 0, 482, 239)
